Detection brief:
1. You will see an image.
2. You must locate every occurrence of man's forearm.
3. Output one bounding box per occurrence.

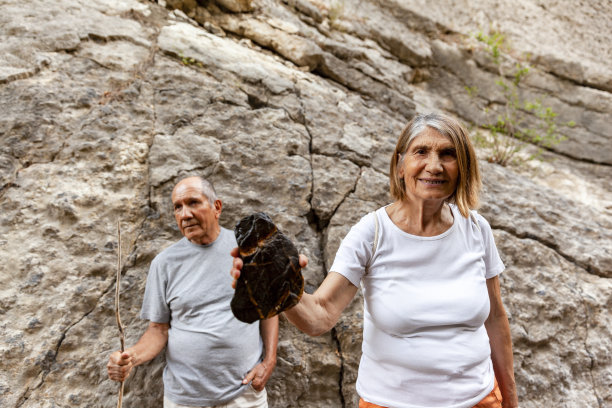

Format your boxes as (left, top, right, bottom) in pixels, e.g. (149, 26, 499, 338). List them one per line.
(260, 316, 278, 367)
(129, 322, 169, 366)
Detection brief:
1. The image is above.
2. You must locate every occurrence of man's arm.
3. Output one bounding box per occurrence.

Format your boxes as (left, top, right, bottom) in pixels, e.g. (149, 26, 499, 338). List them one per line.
(260, 315, 279, 371)
(242, 316, 279, 391)
(485, 276, 519, 408)
(107, 321, 169, 382)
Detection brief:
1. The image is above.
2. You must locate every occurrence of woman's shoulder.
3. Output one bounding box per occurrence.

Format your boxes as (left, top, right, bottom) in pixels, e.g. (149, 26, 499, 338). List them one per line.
(449, 204, 493, 232)
(469, 209, 493, 231)
(454, 206, 498, 244)
(343, 208, 386, 245)
(354, 207, 387, 231)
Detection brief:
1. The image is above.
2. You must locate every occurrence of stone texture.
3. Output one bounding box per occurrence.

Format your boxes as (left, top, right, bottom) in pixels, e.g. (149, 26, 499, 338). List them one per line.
(0, 0, 610, 407)
(215, 0, 254, 13)
(311, 154, 360, 226)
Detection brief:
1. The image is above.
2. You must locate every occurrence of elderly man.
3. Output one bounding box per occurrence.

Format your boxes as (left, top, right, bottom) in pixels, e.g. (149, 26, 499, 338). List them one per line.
(107, 176, 278, 408)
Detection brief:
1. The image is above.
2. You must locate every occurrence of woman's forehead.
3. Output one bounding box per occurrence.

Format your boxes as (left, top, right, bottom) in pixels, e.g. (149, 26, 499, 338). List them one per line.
(407, 127, 453, 148)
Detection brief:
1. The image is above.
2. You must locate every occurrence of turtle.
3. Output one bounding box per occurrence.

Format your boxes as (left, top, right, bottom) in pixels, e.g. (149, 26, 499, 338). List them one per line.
(231, 212, 304, 324)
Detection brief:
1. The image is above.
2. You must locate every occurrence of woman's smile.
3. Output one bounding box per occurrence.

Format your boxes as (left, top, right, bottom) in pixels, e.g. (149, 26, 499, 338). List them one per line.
(418, 178, 447, 185)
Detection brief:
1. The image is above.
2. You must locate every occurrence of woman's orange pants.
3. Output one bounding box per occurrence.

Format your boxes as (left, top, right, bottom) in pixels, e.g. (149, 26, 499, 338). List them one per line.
(358, 380, 503, 408)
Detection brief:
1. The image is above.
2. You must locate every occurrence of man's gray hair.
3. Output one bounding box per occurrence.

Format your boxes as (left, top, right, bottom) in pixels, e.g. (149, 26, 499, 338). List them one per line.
(198, 177, 218, 205)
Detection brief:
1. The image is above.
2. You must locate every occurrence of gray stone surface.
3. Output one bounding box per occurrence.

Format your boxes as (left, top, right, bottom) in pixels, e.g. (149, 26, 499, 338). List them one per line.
(0, 0, 610, 407)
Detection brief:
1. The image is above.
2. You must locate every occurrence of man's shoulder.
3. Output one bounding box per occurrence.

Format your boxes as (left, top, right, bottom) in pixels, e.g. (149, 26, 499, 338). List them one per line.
(206, 228, 235, 260)
(151, 238, 189, 264)
(217, 226, 237, 249)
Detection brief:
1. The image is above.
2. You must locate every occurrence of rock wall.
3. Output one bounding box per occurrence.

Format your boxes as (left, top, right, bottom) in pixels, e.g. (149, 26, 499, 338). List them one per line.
(0, 0, 610, 407)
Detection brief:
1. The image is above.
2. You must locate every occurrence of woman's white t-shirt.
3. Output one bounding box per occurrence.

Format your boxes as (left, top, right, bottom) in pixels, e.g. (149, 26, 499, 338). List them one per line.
(330, 204, 505, 408)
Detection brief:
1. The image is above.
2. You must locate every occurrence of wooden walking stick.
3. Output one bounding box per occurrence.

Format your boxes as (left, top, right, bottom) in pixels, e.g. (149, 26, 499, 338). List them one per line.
(115, 220, 125, 408)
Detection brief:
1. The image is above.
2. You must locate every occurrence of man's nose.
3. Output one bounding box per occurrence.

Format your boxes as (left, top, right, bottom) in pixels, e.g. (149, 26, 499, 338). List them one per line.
(179, 206, 192, 219)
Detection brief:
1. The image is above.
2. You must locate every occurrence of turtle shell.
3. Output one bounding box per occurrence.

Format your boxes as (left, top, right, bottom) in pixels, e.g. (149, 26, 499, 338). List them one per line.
(231, 212, 304, 323)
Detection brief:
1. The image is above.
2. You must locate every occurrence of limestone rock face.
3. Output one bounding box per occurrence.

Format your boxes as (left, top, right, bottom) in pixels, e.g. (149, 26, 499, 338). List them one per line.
(0, 1, 610, 408)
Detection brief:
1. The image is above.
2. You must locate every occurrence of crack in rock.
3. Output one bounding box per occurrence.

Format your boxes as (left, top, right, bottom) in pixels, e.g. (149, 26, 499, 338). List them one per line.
(15, 303, 98, 408)
(302, 108, 347, 407)
(491, 224, 608, 278)
(15, 221, 146, 407)
(330, 327, 347, 408)
(578, 293, 604, 408)
(0, 66, 43, 86)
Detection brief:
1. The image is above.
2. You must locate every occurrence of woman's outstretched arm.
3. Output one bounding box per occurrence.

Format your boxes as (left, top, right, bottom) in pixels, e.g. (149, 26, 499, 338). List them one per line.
(283, 272, 358, 336)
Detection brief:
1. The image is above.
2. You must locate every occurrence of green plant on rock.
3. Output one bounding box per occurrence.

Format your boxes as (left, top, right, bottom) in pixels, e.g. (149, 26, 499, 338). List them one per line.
(328, 0, 345, 23)
(468, 30, 574, 166)
(179, 52, 203, 68)
(476, 31, 504, 64)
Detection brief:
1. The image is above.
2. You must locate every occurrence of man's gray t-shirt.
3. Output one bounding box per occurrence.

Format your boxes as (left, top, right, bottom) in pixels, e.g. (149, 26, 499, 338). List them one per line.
(141, 228, 263, 406)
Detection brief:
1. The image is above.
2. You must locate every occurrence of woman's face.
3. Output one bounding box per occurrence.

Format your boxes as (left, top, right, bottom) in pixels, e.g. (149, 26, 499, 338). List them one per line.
(398, 128, 459, 204)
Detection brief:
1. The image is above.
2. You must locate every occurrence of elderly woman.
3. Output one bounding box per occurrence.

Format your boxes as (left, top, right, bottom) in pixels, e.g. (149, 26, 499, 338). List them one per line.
(232, 113, 518, 408)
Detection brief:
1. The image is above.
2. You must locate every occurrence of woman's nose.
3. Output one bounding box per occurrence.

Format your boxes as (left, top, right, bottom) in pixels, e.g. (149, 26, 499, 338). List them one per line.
(425, 153, 443, 172)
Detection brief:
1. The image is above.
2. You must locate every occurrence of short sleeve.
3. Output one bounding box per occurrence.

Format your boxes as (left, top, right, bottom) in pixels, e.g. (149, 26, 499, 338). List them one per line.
(329, 212, 377, 287)
(140, 255, 171, 323)
(473, 212, 505, 279)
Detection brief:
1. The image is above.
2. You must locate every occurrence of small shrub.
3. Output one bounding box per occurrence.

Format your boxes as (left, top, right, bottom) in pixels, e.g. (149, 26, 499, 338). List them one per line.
(328, 0, 345, 23)
(468, 30, 574, 166)
(179, 52, 203, 67)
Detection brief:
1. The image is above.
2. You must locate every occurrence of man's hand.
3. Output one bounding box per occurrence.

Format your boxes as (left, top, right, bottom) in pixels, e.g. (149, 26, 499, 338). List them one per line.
(242, 361, 275, 391)
(230, 247, 308, 289)
(107, 350, 135, 382)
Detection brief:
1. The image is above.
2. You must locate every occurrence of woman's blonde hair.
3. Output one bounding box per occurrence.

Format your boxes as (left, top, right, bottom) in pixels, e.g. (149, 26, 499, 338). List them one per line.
(389, 113, 481, 217)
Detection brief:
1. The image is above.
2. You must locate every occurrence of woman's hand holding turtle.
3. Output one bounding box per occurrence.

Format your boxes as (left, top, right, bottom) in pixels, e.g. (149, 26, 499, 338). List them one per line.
(230, 247, 308, 289)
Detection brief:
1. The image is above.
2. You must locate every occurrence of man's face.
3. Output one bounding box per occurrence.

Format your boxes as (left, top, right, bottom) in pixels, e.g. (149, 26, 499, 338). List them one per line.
(171, 177, 222, 245)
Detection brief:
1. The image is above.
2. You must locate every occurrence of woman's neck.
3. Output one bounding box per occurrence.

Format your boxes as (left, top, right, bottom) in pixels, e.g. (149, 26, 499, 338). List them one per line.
(386, 200, 454, 236)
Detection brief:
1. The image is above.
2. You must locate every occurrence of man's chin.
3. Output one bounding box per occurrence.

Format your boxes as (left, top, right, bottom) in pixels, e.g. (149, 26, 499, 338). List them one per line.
(186, 236, 205, 245)
(183, 229, 202, 240)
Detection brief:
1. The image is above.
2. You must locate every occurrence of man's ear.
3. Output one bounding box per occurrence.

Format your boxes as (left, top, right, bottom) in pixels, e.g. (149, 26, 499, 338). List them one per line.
(214, 199, 223, 218)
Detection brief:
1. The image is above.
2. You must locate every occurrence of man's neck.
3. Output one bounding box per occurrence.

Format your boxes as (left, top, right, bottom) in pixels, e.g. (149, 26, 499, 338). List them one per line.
(188, 226, 221, 245)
